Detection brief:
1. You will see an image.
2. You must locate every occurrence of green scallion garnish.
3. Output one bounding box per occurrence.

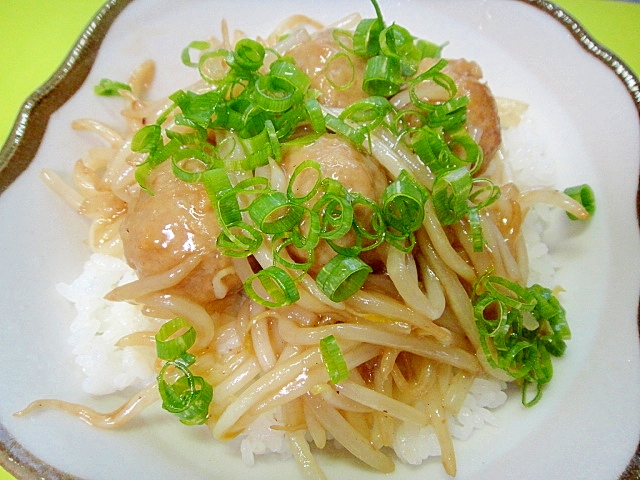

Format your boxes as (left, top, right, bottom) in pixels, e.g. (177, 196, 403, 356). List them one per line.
(563, 184, 595, 220)
(316, 254, 373, 303)
(319, 335, 349, 384)
(154, 318, 213, 425)
(473, 276, 570, 407)
(244, 265, 301, 307)
(94, 78, 132, 97)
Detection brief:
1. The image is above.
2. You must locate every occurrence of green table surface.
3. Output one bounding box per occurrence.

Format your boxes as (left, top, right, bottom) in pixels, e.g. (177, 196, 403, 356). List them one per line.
(0, 1, 638, 479)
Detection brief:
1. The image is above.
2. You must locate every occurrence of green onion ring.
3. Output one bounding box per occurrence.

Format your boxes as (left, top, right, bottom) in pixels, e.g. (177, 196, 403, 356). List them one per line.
(381, 170, 429, 235)
(352, 18, 383, 58)
(202, 168, 242, 227)
(253, 74, 296, 113)
(216, 221, 263, 258)
(287, 160, 323, 204)
(155, 317, 196, 364)
(181, 40, 210, 67)
(324, 52, 356, 91)
(316, 254, 372, 303)
(197, 49, 231, 84)
(314, 193, 354, 241)
(319, 335, 349, 384)
(431, 167, 472, 225)
(157, 362, 212, 425)
(273, 233, 315, 272)
(339, 96, 392, 134)
(248, 191, 305, 235)
(244, 266, 300, 307)
(467, 207, 484, 252)
(362, 54, 401, 97)
(232, 38, 265, 71)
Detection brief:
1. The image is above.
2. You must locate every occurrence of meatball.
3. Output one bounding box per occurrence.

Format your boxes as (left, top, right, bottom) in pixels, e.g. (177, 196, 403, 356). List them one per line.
(286, 30, 368, 108)
(281, 134, 389, 272)
(442, 59, 502, 162)
(282, 133, 387, 200)
(120, 161, 239, 305)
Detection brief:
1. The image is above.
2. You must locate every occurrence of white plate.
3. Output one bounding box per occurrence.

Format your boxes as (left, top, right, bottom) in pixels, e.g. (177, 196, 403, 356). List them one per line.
(0, 1, 639, 479)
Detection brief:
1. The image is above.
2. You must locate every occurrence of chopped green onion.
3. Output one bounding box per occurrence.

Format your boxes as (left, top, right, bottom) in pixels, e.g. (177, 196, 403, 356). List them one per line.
(134, 138, 181, 194)
(171, 89, 223, 129)
(529, 283, 571, 355)
(362, 54, 401, 97)
(229, 127, 272, 170)
(171, 148, 217, 183)
(448, 127, 482, 169)
(131, 124, 162, 154)
(428, 101, 468, 132)
(154, 318, 213, 425)
(482, 275, 536, 312)
(415, 38, 446, 59)
(379, 24, 413, 60)
(232, 38, 265, 71)
(352, 18, 384, 58)
(409, 59, 456, 112)
(287, 160, 323, 204)
(431, 167, 473, 225)
(370, 0, 385, 25)
(339, 96, 392, 134)
(155, 317, 196, 364)
(244, 266, 300, 307)
(326, 234, 365, 258)
(469, 177, 501, 210)
(563, 184, 595, 220)
(273, 233, 315, 272)
(181, 40, 210, 67)
(197, 48, 232, 84)
(324, 52, 356, 91)
(268, 59, 311, 97)
(381, 170, 429, 235)
(403, 126, 451, 172)
(350, 193, 386, 251)
(314, 192, 354, 241)
(468, 207, 484, 252)
(202, 168, 242, 227)
(379, 23, 421, 76)
(304, 99, 326, 133)
(290, 208, 321, 251)
(126, 2, 512, 311)
(319, 335, 349, 384)
(316, 254, 372, 302)
(324, 113, 366, 146)
(253, 74, 297, 113)
(157, 362, 213, 425)
(216, 221, 263, 258)
(473, 276, 570, 407)
(248, 191, 305, 235)
(94, 78, 132, 97)
(384, 229, 416, 253)
(166, 121, 208, 147)
(332, 28, 356, 54)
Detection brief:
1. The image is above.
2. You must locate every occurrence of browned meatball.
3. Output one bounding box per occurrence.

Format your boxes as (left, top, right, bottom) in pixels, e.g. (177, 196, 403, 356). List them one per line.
(442, 59, 502, 162)
(281, 134, 388, 272)
(281, 133, 387, 200)
(286, 30, 368, 108)
(120, 161, 239, 305)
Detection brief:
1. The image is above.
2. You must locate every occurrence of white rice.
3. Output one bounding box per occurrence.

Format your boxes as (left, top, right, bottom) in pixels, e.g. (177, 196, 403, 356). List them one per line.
(57, 110, 556, 467)
(237, 410, 292, 466)
(393, 378, 507, 465)
(502, 114, 561, 287)
(57, 253, 157, 395)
